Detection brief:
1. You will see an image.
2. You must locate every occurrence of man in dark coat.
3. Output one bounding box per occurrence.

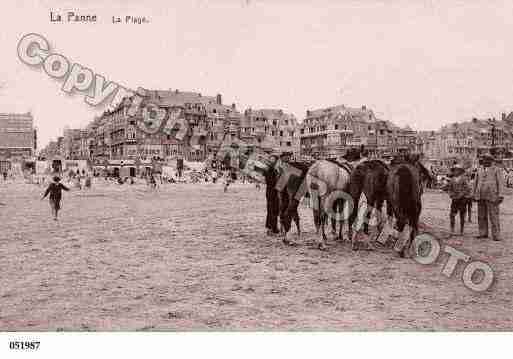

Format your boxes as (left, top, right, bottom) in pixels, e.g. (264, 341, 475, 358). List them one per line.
(264, 153, 280, 235)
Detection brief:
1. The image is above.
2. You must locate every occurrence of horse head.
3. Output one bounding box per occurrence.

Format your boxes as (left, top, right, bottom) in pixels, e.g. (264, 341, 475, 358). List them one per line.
(341, 148, 361, 162)
(410, 158, 434, 187)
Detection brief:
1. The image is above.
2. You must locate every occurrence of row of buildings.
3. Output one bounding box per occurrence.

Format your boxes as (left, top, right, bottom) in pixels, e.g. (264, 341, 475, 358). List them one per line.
(5, 88, 513, 175)
(39, 88, 425, 167)
(418, 112, 513, 165)
(40, 89, 306, 166)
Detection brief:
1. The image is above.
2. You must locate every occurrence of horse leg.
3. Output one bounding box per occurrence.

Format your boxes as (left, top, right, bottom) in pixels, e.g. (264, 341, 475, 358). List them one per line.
(386, 200, 395, 223)
(313, 208, 320, 234)
(395, 218, 408, 258)
(319, 212, 328, 250)
(349, 187, 362, 240)
(312, 193, 321, 235)
(402, 209, 420, 258)
(368, 197, 384, 245)
(363, 193, 375, 236)
(294, 209, 301, 242)
(330, 215, 337, 239)
(338, 199, 344, 242)
(348, 191, 361, 250)
(375, 197, 387, 235)
(329, 201, 338, 240)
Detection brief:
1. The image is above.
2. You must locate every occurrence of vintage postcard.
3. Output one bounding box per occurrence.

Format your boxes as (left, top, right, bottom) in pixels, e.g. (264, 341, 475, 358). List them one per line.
(1, 0, 512, 356)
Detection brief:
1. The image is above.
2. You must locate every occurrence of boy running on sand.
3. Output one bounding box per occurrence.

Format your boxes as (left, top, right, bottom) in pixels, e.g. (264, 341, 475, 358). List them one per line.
(42, 176, 70, 220)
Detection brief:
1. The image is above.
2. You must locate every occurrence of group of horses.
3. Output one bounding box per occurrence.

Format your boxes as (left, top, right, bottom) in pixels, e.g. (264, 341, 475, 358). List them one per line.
(272, 150, 433, 258)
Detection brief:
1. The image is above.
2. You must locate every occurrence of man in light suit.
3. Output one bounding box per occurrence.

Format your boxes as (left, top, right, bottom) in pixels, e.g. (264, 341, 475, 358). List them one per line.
(473, 154, 504, 241)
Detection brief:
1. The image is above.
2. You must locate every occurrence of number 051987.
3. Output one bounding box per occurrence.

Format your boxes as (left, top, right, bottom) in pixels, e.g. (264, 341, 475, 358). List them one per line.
(9, 341, 40, 350)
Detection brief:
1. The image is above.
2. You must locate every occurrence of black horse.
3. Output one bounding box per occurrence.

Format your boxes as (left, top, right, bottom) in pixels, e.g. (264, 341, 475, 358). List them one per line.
(386, 154, 433, 257)
(276, 161, 313, 245)
(347, 159, 390, 248)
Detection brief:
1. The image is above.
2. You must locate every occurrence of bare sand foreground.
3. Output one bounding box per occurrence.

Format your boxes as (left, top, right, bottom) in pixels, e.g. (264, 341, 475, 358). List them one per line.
(1, 180, 512, 331)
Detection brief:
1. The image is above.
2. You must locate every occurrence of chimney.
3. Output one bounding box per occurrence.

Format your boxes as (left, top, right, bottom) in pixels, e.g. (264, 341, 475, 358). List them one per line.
(216, 94, 222, 105)
(231, 103, 236, 110)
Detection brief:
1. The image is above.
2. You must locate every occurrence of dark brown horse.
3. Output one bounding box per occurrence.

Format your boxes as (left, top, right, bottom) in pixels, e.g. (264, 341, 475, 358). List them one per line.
(347, 159, 389, 248)
(386, 155, 431, 257)
(276, 161, 312, 245)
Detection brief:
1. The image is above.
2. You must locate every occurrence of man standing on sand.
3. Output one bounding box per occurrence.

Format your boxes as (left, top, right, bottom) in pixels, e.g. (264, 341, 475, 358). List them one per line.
(444, 165, 471, 235)
(473, 154, 504, 241)
(264, 152, 280, 236)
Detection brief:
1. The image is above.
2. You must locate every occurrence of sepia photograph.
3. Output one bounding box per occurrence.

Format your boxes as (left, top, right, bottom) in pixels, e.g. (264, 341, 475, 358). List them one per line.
(0, 0, 512, 357)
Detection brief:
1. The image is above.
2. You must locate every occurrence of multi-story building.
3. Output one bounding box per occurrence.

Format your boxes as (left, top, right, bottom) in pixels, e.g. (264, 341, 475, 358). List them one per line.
(411, 115, 513, 168)
(416, 131, 438, 159)
(389, 125, 418, 154)
(436, 118, 513, 160)
(0, 112, 37, 172)
(62, 128, 83, 160)
(298, 104, 377, 159)
(0, 112, 36, 158)
(242, 108, 300, 156)
(205, 102, 240, 156)
(85, 89, 230, 163)
(40, 140, 59, 159)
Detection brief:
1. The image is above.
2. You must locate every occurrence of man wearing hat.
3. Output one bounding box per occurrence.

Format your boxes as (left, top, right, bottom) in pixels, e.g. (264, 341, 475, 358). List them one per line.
(444, 164, 472, 235)
(264, 151, 280, 235)
(473, 154, 504, 241)
(279, 151, 293, 161)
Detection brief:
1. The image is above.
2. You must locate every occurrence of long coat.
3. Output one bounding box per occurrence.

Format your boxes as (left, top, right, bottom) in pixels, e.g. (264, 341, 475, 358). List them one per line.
(473, 165, 504, 202)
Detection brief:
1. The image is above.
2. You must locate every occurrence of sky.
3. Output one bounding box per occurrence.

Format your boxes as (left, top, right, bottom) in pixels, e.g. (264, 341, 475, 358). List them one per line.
(1, 0, 513, 148)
